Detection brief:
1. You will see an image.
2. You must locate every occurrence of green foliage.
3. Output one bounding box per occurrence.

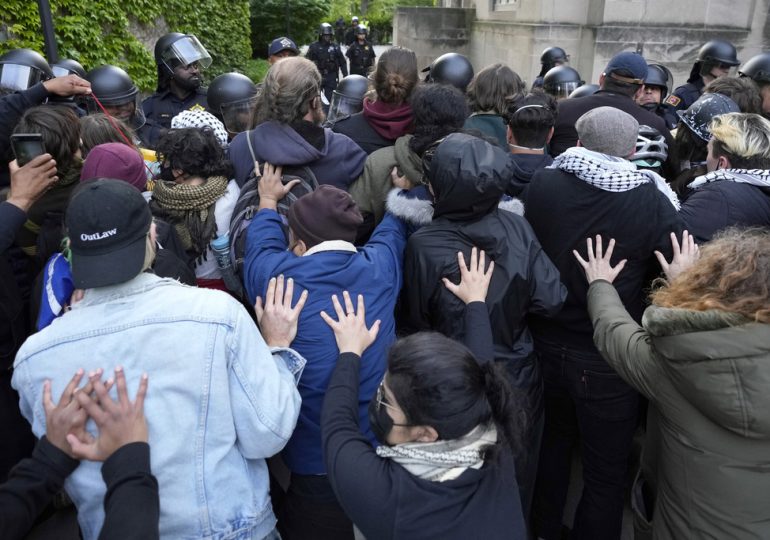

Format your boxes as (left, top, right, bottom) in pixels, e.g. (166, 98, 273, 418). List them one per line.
(249, 0, 330, 59)
(0, 0, 251, 91)
(243, 58, 270, 83)
(324, 0, 435, 45)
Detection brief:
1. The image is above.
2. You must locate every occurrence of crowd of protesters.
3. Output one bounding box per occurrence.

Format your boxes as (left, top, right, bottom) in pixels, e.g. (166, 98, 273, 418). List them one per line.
(0, 27, 769, 540)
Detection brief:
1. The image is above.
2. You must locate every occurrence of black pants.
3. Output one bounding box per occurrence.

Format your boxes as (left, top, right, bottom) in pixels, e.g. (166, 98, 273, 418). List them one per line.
(533, 340, 638, 540)
(0, 370, 35, 483)
(276, 473, 354, 540)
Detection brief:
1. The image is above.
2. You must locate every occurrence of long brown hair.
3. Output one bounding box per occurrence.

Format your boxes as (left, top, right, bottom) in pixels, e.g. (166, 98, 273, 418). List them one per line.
(651, 228, 770, 323)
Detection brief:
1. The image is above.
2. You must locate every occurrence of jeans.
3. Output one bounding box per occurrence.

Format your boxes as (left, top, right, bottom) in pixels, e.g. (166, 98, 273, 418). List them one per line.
(533, 340, 638, 540)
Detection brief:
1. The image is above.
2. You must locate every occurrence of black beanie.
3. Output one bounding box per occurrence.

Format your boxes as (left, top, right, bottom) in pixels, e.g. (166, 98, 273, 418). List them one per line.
(288, 185, 364, 248)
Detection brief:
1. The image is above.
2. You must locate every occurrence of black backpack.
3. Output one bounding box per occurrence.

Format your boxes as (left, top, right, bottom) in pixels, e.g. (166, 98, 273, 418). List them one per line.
(228, 130, 318, 275)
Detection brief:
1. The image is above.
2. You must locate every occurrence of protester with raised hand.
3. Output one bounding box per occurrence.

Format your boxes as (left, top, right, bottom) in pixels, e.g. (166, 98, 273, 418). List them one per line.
(574, 229, 770, 540)
(320, 254, 527, 539)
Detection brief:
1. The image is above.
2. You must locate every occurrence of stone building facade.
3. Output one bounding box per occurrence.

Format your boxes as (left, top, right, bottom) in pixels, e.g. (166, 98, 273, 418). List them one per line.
(394, 0, 770, 90)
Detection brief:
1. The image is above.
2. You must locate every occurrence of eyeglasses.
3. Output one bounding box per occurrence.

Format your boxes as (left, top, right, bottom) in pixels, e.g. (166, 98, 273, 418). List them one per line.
(376, 379, 413, 427)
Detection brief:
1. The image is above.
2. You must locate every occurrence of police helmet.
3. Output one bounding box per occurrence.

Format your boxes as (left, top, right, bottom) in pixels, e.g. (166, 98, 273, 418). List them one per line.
(85, 65, 145, 129)
(543, 66, 584, 99)
(319, 23, 334, 36)
(207, 72, 259, 134)
(568, 83, 600, 99)
(154, 33, 212, 72)
(644, 64, 673, 98)
(739, 52, 770, 84)
(677, 92, 740, 141)
(0, 49, 53, 91)
(51, 58, 87, 79)
(697, 39, 740, 67)
(631, 125, 668, 169)
(540, 47, 569, 67)
(356, 26, 368, 36)
(423, 53, 474, 92)
(327, 74, 369, 124)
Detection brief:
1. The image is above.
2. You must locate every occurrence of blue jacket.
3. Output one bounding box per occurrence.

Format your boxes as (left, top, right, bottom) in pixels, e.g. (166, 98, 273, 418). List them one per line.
(229, 121, 366, 190)
(244, 209, 407, 474)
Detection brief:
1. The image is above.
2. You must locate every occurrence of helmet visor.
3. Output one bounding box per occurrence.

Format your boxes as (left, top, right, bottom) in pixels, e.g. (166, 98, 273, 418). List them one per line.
(547, 81, 582, 99)
(220, 95, 259, 134)
(162, 36, 212, 71)
(52, 65, 74, 78)
(87, 94, 146, 131)
(327, 92, 364, 124)
(0, 64, 46, 91)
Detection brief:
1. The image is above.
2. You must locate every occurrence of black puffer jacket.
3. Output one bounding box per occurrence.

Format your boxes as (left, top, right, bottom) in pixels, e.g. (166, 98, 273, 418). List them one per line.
(402, 133, 567, 383)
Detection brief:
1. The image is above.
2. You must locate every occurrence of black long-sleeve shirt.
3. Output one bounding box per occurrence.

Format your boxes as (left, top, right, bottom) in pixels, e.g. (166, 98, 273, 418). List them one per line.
(0, 438, 159, 540)
(321, 302, 525, 539)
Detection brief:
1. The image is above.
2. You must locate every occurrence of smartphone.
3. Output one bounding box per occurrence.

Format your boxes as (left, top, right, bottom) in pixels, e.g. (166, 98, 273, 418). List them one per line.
(11, 133, 45, 167)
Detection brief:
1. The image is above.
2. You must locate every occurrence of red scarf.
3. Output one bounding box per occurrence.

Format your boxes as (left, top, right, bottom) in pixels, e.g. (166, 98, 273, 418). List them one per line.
(362, 98, 414, 141)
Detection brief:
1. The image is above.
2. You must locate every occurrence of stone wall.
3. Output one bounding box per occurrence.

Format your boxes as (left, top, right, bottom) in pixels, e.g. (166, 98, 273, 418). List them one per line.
(396, 0, 770, 91)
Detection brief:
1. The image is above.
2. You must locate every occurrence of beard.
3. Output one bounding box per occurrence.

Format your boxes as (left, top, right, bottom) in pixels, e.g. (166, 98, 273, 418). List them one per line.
(311, 99, 326, 125)
(174, 74, 202, 92)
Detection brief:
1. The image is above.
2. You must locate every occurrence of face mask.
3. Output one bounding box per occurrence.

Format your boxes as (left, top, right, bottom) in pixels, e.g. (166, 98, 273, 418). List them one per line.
(159, 165, 176, 183)
(368, 397, 393, 446)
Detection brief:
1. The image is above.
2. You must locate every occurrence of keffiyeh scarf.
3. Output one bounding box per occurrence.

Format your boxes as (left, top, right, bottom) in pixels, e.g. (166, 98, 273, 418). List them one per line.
(375, 424, 497, 482)
(688, 168, 770, 190)
(550, 147, 680, 210)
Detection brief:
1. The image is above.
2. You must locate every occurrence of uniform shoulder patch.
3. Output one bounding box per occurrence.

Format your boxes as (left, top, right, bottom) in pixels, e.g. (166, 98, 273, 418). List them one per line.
(189, 104, 206, 112)
(664, 94, 681, 107)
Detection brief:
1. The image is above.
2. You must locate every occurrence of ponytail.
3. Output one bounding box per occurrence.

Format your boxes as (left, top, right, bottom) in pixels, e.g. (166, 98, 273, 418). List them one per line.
(480, 362, 526, 461)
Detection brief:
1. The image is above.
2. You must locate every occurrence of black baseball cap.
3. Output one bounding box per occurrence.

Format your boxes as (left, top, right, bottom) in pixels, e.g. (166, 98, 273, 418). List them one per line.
(65, 179, 152, 289)
(268, 37, 299, 57)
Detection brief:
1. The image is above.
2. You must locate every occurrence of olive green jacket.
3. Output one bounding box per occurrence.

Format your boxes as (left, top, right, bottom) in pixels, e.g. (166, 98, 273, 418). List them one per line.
(587, 280, 770, 540)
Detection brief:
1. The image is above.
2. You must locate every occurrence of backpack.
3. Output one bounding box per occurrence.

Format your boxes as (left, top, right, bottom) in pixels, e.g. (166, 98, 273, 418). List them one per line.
(228, 130, 319, 276)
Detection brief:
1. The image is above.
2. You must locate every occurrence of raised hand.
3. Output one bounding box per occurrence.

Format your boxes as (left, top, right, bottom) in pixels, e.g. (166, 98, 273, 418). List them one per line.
(573, 235, 627, 284)
(320, 291, 380, 357)
(443, 247, 495, 304)
(255, 274, 308, 348)
(257, 162, 301, 209)
(654, 230, 699, 281)
(67, 367, 148, 462)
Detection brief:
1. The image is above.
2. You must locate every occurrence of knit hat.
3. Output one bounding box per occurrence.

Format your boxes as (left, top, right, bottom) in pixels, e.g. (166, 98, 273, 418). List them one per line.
(170, 109, 229, 147)
(288, 185, 363, 248)
(604, 52, 648, 84)
(66, 179, 152, 288)
(80, 143, 147, 191)
(576, 106, 639, 157)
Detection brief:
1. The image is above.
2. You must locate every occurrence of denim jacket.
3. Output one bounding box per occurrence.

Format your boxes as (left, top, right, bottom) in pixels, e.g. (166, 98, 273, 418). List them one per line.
(12, 273, 305, 540)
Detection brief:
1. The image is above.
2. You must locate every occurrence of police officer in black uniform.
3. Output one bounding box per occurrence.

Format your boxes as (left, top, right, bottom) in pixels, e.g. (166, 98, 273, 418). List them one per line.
(542, 65, 584, 100)
(666, 39, 740, 112)
(141, 33, 211, 138)
(346, 26, 376, 77)
(423, 52, 474, 92)
(739, 52, 770, 117)
(306, 23, 348, 110)
(636, 63, 678, 129)
(344, 16, 359, 46)
(532, 46, 570, 89)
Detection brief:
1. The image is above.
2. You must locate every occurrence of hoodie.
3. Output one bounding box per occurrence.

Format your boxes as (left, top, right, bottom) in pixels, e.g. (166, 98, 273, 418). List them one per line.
(229, 121, 366, 190)
(507, 153, 553, 199)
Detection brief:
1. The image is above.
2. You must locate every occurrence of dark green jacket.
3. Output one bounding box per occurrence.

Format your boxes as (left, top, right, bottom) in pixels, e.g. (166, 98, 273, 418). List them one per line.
(588, 280, 770, 540)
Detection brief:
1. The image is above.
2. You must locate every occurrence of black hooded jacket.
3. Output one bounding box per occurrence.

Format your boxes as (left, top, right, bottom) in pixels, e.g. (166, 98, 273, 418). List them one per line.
(402, 134, 567, 387)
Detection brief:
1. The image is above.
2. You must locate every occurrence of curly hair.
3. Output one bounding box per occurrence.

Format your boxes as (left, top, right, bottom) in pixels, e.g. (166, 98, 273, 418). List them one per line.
(156, 127, 233, 179)
(651, 228, 770, 323)
(467, 63, 525, 115)
(253, 57, 321, 125)
(373, 46, 418, 105)
(408, 84, 469, 156)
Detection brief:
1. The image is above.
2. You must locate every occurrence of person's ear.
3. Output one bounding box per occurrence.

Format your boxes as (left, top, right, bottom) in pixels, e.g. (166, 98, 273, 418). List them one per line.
(546, 126, 554, 144)
(172, 168, 184, 181)
(717, 155, 731, 170)
(415, 425, 439, 443)
(292, 238, 308, 256)
(576, 139, 583, 148)
(506, 125, 515, 146)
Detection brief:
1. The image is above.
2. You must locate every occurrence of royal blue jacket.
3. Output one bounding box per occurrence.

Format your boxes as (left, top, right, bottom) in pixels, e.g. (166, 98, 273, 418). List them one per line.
(244, 209, 407, 475)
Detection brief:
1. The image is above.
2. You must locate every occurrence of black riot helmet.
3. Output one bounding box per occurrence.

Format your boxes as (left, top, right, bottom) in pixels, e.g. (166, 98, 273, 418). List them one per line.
(644, 63, 673, 97)
(543, 65, 584, 99)
(697, 39, 740, 67)
(739, 52, 770, 84)
(568, 83, 600, 99)
(0, 48, 53, 91)
(423, 53, 474, 92)
(154, 33, 212, 72)
(207, 72, 259, 135)
(51, 58, 87, 78)
(327, 74, 369, 124)
(319, 23, 334, 37)
(85, 65, 145, 129)
(539, 46, 569, 77)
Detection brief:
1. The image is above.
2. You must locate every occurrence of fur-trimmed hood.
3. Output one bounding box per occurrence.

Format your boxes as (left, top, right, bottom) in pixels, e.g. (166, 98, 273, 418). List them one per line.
(386, 187, 524, 226)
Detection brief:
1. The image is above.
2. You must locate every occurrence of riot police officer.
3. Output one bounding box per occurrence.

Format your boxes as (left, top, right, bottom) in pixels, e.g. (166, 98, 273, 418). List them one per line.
(532, 46, 570, 89)
(0, 48, 53, 92)
(542, 65, 584, 100)
(345, 16, 360, 46)
(739, 52, 770, 116)
(423, 52, 474, 92)
(306, 23, 348, 109)
(142, 32, 211, 132)
(346, 26, 376, 76)
(667, 39, 740, 112)
(636, 63, 678, 129)
(325, 74, 369, 125)
(50, 58, 89, 115)
(207, 72, 259, 138)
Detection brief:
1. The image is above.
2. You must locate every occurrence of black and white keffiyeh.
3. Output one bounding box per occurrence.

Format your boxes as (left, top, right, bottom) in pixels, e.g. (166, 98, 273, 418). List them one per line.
(550, 147, 680, 210)
(688, 168, 770, 190)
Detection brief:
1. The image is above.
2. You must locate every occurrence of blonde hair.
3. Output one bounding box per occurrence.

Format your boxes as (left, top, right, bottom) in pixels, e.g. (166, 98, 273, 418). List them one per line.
(710, 113, 770, 168)
(651, 228, 770, 323)
(254, 57, 322, 125)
